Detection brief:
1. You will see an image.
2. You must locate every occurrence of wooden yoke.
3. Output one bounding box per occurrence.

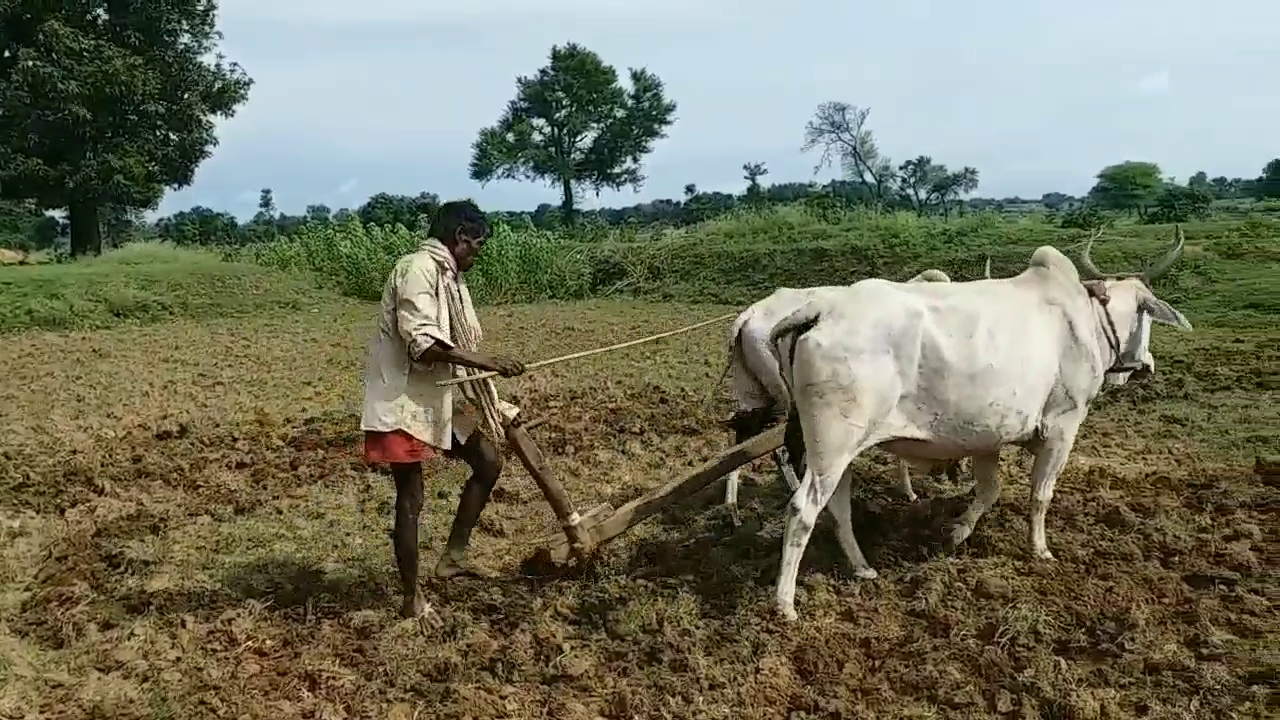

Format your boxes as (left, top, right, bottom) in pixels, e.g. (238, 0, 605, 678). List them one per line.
(504, 416, 594, 559)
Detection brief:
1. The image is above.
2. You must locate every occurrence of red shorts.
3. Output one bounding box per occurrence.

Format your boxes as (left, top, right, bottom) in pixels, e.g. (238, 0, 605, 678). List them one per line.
(363, 430, 454, 465)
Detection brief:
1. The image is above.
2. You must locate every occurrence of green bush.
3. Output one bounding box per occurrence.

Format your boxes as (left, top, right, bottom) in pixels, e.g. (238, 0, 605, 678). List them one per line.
(235, 215, 596, 304)
(229, 204, 1279, 324)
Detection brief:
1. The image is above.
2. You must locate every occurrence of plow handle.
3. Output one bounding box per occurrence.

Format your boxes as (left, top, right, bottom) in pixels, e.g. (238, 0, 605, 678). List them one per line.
(505, 420, 593, 557)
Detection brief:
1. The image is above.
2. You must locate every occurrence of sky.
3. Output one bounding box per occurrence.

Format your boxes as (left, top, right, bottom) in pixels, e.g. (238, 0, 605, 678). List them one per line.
(157, 0, 1279, 220)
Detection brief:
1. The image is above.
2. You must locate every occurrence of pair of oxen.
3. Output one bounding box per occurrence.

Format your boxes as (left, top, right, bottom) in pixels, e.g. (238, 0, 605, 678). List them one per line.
(717, 229, 1191, 620)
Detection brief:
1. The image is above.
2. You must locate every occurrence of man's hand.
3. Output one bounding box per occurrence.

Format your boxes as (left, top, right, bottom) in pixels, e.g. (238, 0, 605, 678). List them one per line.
(419, 344, 526, 377)
(492, 357, 525, 377)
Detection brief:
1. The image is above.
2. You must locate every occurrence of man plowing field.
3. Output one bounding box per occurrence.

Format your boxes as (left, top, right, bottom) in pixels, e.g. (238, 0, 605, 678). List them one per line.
(359, 200, 529, 621)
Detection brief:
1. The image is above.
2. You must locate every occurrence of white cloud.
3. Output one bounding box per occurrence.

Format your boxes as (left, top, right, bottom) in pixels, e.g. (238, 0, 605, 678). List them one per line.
(1137, 69, 1171, 96)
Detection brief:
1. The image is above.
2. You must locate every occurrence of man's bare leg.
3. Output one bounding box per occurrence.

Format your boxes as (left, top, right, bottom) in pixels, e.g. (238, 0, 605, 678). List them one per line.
(391, 461, 428, 617)
(436, 430, 503, 577)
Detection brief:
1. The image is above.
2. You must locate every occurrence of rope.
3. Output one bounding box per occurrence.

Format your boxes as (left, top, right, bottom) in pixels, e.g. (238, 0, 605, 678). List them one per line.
(436, 312, 738, 387)
(441, 281, 506, 440)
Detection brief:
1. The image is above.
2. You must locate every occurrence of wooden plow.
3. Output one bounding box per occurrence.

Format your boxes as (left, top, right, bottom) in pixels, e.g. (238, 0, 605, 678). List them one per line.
(531, 425, 785, 566)
(437, 311, 790, 568)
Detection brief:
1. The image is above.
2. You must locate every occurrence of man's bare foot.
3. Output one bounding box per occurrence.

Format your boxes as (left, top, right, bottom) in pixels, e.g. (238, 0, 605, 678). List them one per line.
(400, 591, 427, 618)
(434, 555, 483, 578)
(400, 591, 442, 629)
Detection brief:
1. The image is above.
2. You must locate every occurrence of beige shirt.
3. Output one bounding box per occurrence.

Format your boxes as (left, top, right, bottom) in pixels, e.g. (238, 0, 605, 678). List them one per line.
(360, 248, 517, 449)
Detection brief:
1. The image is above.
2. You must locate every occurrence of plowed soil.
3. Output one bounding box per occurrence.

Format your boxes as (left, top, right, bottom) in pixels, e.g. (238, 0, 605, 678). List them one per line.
(1, 300, 1275, 719)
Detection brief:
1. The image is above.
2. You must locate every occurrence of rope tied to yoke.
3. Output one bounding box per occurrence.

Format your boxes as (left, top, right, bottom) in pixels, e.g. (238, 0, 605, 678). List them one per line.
(422, 239, 507, 440)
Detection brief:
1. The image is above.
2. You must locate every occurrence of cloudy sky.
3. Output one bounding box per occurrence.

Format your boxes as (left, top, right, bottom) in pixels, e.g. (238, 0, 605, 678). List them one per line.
(159, 0, 1277, 219)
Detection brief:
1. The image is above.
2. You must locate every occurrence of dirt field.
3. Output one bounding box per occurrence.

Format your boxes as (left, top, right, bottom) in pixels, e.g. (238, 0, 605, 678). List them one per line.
(1, 298, 1275, 719)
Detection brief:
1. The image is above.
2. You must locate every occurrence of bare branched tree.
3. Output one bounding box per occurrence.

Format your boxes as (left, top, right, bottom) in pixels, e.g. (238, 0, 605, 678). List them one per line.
(801, 102, 896, 202)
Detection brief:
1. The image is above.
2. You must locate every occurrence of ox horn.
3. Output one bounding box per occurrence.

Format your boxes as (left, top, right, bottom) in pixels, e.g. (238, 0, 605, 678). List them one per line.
(1141, 224, 1185, 283)
(1076, 228, 1106, 280)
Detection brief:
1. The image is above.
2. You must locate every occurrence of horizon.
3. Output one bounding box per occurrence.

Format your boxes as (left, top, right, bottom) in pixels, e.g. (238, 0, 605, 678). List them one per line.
(153, 0, 1276, 220)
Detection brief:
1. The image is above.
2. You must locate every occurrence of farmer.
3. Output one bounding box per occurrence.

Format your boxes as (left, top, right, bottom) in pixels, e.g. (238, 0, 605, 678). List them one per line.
(360, 199, 526, 620)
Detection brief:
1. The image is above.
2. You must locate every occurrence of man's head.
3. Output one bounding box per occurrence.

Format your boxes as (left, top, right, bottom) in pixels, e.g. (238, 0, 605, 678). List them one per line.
(429, 200, 490, 272)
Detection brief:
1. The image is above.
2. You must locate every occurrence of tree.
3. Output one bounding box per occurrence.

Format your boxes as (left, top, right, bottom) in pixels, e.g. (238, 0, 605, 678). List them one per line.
(1256, 158, 1280, 199)
(0, 199, 58, 250)
(895, 156, 979, 217)
(246, 188, 278, 242)
(932, 165, 980, 218)
(897, 156, 943, 214)
(304, 204, 332, 224)
(0, 2, 253, 256)
(1040, 192, 1070, 210)
(154, 205, 244, 245)
(100, 204, 145, 249)
(742, 161, 768, 204)
(1145, 184, 1213, 224)
(1088, 161, 1164, 218)
(1187, 171, 1211, 191)
(802, 102, 895, 203)
(356, 192, 440, 230)
(469, 42, 677, 226)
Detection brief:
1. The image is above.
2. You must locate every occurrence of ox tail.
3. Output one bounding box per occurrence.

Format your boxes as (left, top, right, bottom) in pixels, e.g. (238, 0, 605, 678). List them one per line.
(766, 300, 824, 497)
(767, 299, 823, 406)
(711, 307, 760, 426)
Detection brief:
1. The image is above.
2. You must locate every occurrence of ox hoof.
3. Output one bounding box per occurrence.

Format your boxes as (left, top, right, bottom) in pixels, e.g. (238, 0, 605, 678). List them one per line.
(1033, 548, 1056, 561)
(853, 567, 878, 581)
(902, 490, 919, 503)
(948, 523, 974, 549)
(776, 603, 799, 622)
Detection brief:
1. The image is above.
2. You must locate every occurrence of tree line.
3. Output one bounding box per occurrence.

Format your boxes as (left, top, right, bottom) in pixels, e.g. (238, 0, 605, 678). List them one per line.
(2, 6, 1278, 255)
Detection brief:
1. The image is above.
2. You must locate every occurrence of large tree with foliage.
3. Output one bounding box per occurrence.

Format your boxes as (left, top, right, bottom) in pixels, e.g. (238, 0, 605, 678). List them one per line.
(1087, 161, 1164, 218)
(0, 1, 252, 255)
(469, 42, 677, 226)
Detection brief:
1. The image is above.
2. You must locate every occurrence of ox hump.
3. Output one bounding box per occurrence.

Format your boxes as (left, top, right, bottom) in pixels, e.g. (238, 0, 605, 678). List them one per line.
(1027, 245, 1082, 283)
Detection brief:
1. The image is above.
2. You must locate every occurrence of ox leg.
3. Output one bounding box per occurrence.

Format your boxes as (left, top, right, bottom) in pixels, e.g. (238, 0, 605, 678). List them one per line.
(722, 413, 754, 527)
(1027, 431, 1079, 561)
(827, 468, 877, 578)
(895, 459, 918, 502)
(776, 443, 866, 621)
(724, 468, 743, 527)
(946, 459, 961, 484)
(947, 452, 1002, 548)
(775, 446, 800, 492)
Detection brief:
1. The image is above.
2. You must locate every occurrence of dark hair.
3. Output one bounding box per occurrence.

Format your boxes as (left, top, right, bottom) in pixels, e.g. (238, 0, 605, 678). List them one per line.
(428, 200, 489, 244)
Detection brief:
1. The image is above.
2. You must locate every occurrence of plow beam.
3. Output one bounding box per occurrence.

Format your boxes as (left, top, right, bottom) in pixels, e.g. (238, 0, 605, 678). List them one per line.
(536, 425, 786, 566)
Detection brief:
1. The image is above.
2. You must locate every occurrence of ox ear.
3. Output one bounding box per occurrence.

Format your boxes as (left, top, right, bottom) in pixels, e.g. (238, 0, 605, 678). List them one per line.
(1143, 297, 1193, 331)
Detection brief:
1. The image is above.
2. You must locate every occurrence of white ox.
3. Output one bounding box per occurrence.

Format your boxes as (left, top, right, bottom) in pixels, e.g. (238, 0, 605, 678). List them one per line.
(766, 228, 1191, 620)
(719, 262, 992, 525)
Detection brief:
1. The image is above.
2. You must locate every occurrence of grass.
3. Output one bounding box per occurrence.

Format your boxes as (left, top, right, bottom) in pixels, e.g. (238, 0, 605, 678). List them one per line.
(0, 242, 356, 333)
(0, 287, 1275, 717)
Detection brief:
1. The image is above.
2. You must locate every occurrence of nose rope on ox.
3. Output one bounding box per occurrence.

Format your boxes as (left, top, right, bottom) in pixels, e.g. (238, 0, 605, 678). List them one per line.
(1076, 224, 1186, 375)
(1082, 281, 1144, 374)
